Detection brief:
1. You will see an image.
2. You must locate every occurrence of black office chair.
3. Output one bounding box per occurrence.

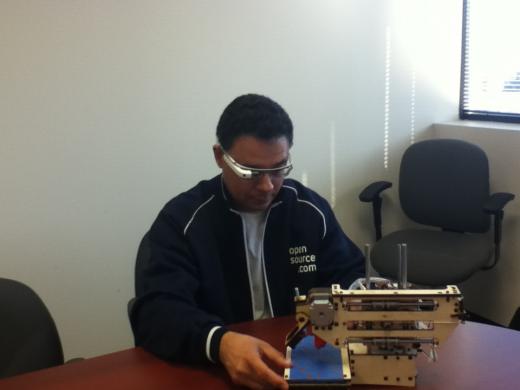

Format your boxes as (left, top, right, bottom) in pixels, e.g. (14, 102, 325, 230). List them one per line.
(359, 139, 515, 286)
(135, 231, 151, 297)
(0, 277, 64, 378)
(128, 231, 151, 316)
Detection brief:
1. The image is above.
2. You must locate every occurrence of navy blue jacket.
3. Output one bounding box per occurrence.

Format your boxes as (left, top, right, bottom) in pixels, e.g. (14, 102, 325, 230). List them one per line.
(130, 175, 364, 364)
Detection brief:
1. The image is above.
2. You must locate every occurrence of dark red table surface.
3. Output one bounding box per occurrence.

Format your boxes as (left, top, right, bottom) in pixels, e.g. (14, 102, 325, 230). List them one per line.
(1, 316, 519, 389)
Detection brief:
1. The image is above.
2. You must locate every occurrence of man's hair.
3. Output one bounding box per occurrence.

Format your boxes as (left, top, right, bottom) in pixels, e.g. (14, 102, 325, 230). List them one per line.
(216, 94, 293, 151)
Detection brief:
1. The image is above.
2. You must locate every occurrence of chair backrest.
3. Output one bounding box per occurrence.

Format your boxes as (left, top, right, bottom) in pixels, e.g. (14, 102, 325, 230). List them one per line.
(399, 139, 490, 233)
(135, 231, 151, 297)
(0, 278, 64, 378)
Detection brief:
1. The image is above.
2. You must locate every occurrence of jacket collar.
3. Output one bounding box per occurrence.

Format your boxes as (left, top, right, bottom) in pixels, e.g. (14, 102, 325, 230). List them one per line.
(215, 174, 288, 212)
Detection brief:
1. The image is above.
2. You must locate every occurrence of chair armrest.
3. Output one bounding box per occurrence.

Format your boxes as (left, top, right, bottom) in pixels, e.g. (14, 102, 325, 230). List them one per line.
(483, 192, 515, 214)
(359, 181, 392, 202)
(359, 181, 392, 241)
(481, 192, 515, 270)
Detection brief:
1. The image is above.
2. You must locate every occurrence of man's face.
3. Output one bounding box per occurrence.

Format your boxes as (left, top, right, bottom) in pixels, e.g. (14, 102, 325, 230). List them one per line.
(214, 136, 290, 212)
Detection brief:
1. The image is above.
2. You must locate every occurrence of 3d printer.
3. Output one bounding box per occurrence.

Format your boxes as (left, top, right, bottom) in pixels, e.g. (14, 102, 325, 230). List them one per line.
(284, 244, 465, 387)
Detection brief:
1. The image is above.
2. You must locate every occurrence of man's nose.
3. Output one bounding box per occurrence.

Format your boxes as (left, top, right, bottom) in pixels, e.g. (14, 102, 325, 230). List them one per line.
(256, 173, 274, 192)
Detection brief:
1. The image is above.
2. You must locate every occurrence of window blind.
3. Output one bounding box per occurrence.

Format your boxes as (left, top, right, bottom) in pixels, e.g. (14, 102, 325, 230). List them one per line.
(460, 0, 520, 123)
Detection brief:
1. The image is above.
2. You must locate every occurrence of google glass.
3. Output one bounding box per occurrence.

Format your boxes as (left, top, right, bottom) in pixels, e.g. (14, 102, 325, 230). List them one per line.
(222, 150, 293, 180)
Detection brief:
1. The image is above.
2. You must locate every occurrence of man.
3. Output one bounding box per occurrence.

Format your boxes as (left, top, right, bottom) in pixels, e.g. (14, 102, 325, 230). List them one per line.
(130, 94, 364, 389)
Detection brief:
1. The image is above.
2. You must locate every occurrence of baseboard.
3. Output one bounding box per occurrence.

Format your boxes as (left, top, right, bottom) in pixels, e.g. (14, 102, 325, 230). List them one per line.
(465, 311, 505, 328)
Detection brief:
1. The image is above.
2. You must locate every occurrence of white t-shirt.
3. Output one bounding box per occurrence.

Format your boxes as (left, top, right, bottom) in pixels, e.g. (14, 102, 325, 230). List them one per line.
(239, 210, 272, 320)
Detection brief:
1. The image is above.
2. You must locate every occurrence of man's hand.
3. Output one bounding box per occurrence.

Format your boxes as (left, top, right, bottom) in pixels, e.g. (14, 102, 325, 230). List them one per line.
(219, 331, 291, 389)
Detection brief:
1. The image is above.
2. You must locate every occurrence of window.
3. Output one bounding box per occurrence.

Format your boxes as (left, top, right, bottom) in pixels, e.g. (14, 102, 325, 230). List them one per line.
(460, 0, 520, 123)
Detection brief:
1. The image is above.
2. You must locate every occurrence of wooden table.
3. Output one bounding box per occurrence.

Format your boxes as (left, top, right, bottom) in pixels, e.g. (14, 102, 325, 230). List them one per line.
(1, 316, 519, 389)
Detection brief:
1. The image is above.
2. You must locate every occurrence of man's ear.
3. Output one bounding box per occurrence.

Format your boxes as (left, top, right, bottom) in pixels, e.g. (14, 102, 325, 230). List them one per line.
(213, 144, 224, 169)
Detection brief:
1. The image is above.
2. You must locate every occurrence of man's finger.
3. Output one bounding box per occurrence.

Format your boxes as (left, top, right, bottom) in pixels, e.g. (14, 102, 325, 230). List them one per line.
(250, 356, 288, 389)
(259, 341, 291, 368)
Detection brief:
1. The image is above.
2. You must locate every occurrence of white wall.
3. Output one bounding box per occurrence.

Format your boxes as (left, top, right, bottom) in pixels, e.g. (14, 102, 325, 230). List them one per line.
(433, 122, 520, 326)
(0, 0, 462, 359)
